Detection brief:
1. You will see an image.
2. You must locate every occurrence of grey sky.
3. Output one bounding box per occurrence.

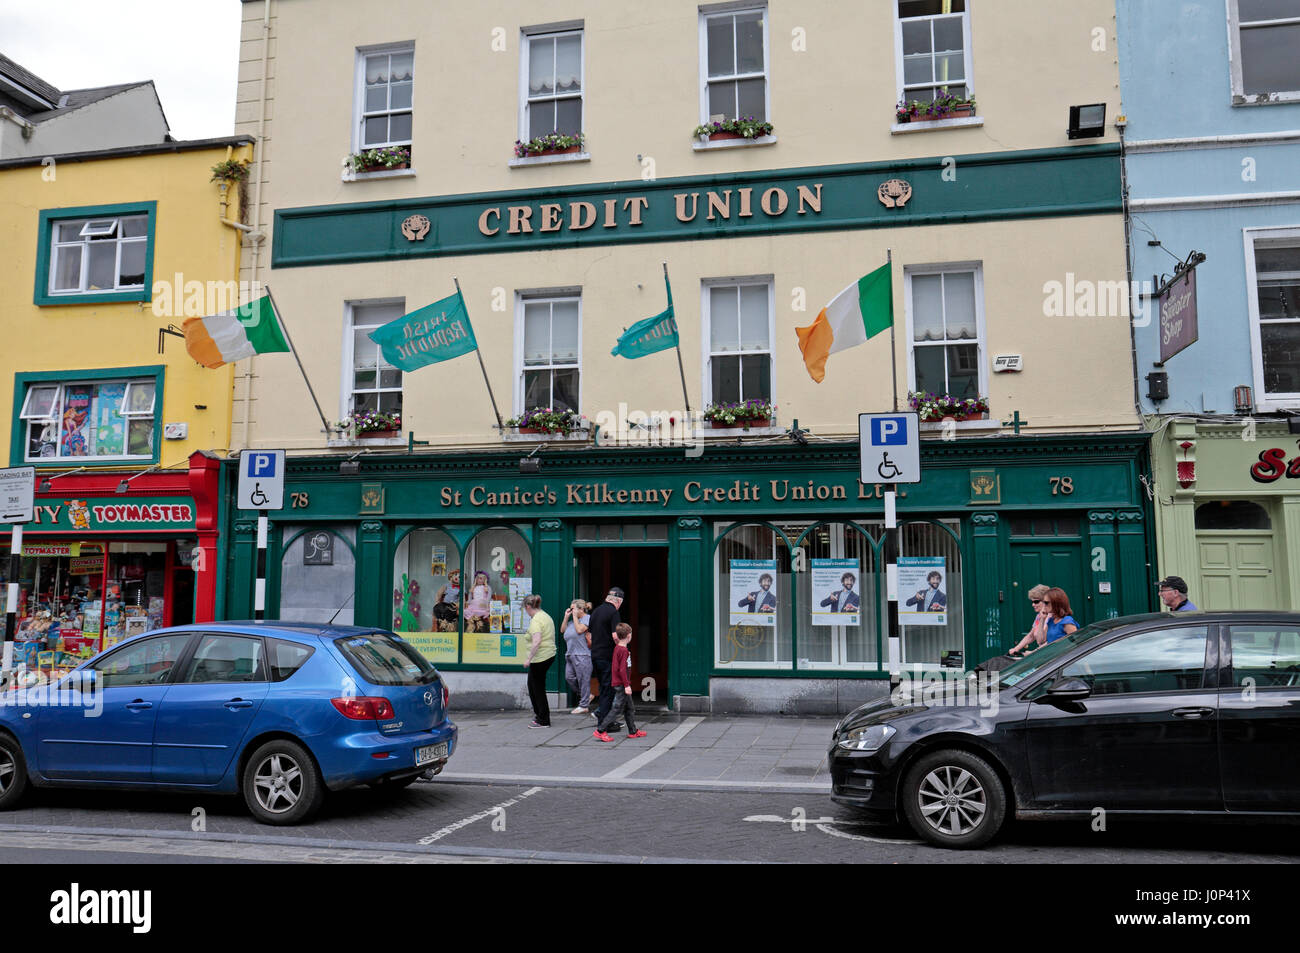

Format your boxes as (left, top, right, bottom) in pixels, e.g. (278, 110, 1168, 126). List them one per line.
(1, 0, 241, 141)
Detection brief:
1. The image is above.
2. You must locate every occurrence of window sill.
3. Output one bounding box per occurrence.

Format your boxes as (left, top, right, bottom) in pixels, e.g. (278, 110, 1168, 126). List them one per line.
(341, 166, 417, 183)
(701, 424, 783, 436)
(1232, 92, 1300, 106)
(326, 434, 406, 448)
(36, 289, 150, 306)
(500, 428, 591, 443)
(508, 151, 592, 168)
(891, 116, 984, 135)
(919, 418, 1001, 434)
(692, 134, 777, 152)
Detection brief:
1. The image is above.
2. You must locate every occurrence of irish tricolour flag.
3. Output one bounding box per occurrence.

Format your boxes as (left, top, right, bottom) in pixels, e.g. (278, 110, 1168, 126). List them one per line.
(795, 262, 893, 383)
(183, 295, 290, 369)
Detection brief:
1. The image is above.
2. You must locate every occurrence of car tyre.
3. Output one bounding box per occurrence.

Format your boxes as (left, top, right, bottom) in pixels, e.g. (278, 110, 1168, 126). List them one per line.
(0, 734, 28, 811)
(901, 748, 1006, 849)
(242, 739, 324, 826)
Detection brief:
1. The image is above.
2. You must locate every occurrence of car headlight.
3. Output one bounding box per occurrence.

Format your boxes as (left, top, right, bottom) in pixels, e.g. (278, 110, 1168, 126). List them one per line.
(836, 724, 896, 752)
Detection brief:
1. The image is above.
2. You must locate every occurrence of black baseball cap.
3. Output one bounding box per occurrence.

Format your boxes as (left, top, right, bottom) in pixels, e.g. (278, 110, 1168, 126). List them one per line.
(1157, 576, 1188, 594)
(608, 587, 625, 599)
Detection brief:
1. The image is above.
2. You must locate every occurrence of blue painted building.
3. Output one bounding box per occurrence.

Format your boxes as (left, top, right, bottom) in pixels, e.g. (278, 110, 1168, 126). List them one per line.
(1118, 0, 1300, 609)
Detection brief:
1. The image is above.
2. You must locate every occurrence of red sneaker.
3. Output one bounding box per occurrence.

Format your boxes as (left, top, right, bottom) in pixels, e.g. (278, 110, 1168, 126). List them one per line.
(593, 730, 613, 742)
(628, 730, 647, 739)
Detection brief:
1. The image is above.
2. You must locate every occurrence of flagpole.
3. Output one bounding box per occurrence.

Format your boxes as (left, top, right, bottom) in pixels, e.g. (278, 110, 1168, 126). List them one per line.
(887, 249, 898, 413)
(453, 277, 504, 430)
(262, 285, 334, 435)
(664, 262, 692, 415)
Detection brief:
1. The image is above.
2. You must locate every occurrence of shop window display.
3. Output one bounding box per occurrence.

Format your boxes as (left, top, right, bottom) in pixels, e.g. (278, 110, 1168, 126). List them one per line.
(715, 523, 793, 669)
(19, 377, 156, 462)
(794, 520, 882, 670)
(391, 528, 461, 665)
(898, 520, 964, 668)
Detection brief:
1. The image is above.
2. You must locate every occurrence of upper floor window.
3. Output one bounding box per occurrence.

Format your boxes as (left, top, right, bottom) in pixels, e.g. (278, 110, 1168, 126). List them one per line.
(18, 374, 157, 463)
(35, 202, 155, 306)
(1249, 232, 1300, 402)
(905, 265, 985, 400)
(521, 27, 583, 142)
(1229, 0, 1300, 100)
(346, 301, 403, 417)
(517, 293, 580, 412)
(700, 6, 768, 123)
(895, 0, 972, 105)
(704, 278, 772, 405)
(355, 45, 413, 153)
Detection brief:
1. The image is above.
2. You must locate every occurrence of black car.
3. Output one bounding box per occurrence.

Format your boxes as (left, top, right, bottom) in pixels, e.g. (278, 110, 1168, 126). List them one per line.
(829, 611, 1300, 848)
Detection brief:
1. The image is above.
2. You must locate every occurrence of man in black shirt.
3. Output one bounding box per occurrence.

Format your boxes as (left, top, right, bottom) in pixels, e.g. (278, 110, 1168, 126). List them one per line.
(588, 587, 624, 726)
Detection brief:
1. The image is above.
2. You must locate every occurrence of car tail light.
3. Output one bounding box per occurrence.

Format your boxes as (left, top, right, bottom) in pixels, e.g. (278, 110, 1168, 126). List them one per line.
(443, 683, 450, 709)
(331, 696, 396, 720)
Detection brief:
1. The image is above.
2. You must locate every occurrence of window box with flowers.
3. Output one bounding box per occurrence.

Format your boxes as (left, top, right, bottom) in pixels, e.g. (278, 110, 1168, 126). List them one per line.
(505, 408, 589, 438)
(346, 146, 412, 177)
(907, 391, 988, 423)
(692, 117, 776, 151)
(703, 399, 776, 430)
(895, 95, 977, 124)
(339, 410, 402, 439)
(510, 133, 589, 168)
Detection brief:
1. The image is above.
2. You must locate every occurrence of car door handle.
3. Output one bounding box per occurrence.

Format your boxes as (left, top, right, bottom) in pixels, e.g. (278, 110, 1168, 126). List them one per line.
(125, 700, 153, 711)
(1172, 707, 1214, 719)
(224, 699, 254, 710)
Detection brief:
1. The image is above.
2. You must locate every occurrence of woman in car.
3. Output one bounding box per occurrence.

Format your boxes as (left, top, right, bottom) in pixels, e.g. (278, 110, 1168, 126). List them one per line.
(1042, 587, 1079, 643)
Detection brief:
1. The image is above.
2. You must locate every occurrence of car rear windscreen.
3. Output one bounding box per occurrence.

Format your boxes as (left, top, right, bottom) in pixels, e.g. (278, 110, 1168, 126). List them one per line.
(334, 632, 437, 686)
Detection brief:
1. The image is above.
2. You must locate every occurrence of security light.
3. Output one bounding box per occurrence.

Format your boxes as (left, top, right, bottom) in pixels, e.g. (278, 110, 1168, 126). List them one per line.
(1067, 104, 1106, 139)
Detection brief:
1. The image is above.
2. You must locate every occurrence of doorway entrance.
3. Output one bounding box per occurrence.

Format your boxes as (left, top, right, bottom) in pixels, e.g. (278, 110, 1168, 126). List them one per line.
(574, 545, 669, 704)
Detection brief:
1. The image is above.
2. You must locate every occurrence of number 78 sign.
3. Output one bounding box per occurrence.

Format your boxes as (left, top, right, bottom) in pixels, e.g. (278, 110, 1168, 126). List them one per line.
(858, 413, 921, 485)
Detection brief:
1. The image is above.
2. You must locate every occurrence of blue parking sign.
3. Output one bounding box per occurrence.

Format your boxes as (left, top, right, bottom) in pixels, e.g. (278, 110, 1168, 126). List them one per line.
(870, 416, 908, 446)
(859, 413, 920, 485)
(237, 449, 286, 510)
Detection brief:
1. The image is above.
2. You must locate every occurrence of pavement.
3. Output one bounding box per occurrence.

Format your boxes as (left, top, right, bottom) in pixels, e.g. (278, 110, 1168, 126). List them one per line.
(438, 706, 838, 794)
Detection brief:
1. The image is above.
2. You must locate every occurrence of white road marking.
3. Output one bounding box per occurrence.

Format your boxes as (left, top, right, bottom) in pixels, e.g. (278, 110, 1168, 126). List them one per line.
(417, 786, 543, 844)
(601, 716, 703, 780)
(742, 813, 922, 845)
(743, 814, 840, 825)
(815, 823, 922, 846)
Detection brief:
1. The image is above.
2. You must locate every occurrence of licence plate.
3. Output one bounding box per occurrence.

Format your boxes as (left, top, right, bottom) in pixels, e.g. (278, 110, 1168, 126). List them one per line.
(415, 743, 449, 766)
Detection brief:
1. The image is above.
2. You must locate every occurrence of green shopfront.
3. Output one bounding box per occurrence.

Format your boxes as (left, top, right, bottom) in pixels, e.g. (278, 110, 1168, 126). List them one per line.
(219, 435, 1156, 713)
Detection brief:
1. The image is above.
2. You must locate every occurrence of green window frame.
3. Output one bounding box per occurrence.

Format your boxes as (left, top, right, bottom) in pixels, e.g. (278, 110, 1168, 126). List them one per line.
(11, 365, 165, 467)
(34, 201, 157, 306)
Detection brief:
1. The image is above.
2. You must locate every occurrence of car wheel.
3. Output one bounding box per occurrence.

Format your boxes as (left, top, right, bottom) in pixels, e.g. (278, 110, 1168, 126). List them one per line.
(0, 735, 28, 811)
(901, 748, 1006, 849)
(242, 740, 324, 826)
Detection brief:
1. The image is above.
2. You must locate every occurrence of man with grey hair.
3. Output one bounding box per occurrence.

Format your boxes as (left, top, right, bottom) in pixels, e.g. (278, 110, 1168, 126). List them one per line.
(588, 587, 624, 728)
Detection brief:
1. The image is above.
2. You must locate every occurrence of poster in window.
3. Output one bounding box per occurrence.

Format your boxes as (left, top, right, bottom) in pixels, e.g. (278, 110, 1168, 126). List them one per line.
(811, 559, 861, 626)
(430, 545, 447, 578)
(302, 531, 334, 566)
(509, 577, 532, 634)
(60, 385, 93, 457)
(729, 559, 778, 626)
(94, 381, 127, 456)
(899, 557, 947, 626)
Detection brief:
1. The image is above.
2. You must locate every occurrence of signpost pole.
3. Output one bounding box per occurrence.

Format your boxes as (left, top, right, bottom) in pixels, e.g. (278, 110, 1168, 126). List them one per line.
(0, 466, 35, 685)
(2, 523, 22, 682)
(884, 485, 901, 690)
(254, 511, 268, 621)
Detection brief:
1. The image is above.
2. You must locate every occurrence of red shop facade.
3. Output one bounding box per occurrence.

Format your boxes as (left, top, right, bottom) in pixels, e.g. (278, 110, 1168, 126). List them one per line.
(1, 451, 220, 676)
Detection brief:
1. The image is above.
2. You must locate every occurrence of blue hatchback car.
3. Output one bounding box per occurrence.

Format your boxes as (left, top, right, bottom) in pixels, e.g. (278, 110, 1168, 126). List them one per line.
(0, 622, 458, 825)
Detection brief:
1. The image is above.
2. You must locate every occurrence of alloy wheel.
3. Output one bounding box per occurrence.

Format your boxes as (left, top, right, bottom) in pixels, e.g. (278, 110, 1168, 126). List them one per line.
(916, 764, 988, 836)
(0, 750, 13, 794)
(252, 752, 303, 814)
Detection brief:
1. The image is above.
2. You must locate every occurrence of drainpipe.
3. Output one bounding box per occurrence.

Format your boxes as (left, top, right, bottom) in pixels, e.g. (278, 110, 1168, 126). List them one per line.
(242, 0, 273, 452)
(1117, 118, 1144, 422)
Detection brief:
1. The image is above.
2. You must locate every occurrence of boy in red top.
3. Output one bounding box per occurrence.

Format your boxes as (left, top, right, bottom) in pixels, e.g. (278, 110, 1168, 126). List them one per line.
(594, 623, 647, 741)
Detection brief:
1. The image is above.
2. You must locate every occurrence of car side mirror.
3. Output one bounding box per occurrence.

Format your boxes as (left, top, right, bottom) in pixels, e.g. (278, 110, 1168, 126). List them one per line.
(1042, 676, 1091, 701)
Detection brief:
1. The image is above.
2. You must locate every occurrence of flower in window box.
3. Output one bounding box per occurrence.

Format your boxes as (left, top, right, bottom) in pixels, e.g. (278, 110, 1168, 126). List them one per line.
(702, 399, 777, 428)
(339, 410, 402, 436)
(347, 146, 411, 173)
(896, 95, 976, 123)
(514, 132, 585, 158)
(505, 408, 588, 435)
(692, 116, 774, 141)
(907, 390, 988, 422)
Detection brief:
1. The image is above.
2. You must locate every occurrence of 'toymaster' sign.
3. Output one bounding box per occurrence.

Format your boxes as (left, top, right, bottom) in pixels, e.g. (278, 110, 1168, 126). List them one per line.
(24, 497, 197, 532)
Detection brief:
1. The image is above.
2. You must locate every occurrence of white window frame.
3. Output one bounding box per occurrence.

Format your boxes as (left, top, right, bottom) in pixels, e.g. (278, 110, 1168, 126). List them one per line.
(793, 520, 882, 673)
(21, 377, 156, 463)
(698, 3, 771, 126)
(352, 42, 415, 155)
(513, 288, 583, 414)
(518, 23, 585, 143)
(1245, 225, 1300, 410)
(893, 0, 975, 110)
(1227, 0, 1300, 104)
(341, 299, 405, 421)
(713, 521, 787, 671)
(903, 262, 987, 399)
(700, 275, 776, 408)
(48, 214, 148, 296)
(120, 380, 155, 417)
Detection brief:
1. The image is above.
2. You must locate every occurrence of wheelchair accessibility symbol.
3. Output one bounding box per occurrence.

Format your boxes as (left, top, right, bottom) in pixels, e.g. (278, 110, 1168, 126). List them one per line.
(249, 483, 270, 507)
(877, 453, 902, 480)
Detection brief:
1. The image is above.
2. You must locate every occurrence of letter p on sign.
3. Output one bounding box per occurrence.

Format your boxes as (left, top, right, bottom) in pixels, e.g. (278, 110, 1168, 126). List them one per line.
(872, 417, 907, 446)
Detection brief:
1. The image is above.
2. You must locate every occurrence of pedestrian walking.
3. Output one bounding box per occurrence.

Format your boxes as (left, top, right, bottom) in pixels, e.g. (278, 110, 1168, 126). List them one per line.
(1042, 587, 1079, 642)
(521, 594, 556, 728)
(1007, 584, 1052, 656)
(593, 623, 647, 742)
(562, 598, 593, 714)
(588, 587, 624, 727)
(1157, 576, 1198, 611)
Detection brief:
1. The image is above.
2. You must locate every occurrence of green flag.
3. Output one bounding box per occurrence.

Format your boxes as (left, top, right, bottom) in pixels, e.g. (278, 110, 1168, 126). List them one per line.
(612, 274, 678, 359)
(369, 290, 477, 371)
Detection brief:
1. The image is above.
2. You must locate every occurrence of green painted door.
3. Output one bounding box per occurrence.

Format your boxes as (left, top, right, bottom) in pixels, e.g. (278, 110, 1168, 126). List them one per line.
(1009, 540, 1086, 647)
(1197, 531, 1278, 610)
